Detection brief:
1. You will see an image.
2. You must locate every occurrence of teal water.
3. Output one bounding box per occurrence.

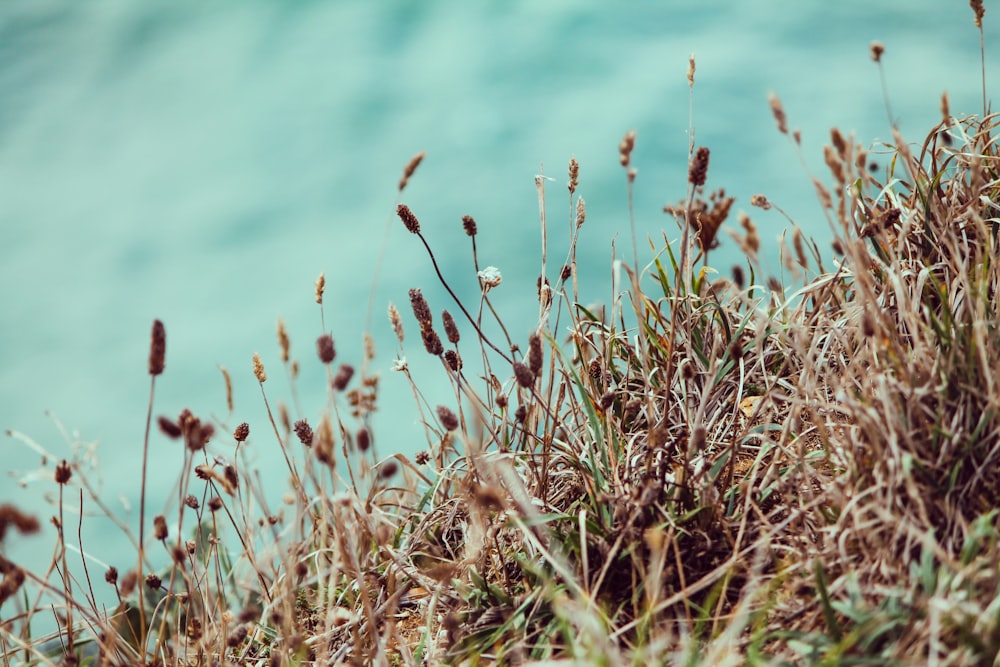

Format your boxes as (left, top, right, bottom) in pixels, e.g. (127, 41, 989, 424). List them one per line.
(0, 0, 991, 632)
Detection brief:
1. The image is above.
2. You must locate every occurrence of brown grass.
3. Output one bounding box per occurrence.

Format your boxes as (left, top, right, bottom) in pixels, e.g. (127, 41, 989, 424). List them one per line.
(2, 6, 999, 665)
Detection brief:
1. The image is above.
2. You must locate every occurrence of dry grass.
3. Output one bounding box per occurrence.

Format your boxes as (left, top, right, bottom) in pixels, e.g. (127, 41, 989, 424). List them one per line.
(3, 7, 999, 665)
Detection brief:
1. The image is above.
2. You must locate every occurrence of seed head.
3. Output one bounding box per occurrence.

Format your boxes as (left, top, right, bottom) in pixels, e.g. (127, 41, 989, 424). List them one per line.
(104, 566, 118, 586)
(870, 41, 885, 62)
(388, 303, 405, 344)
(379, 461, 398, 480)
(619, 130, 636, 168)
(398, 151, 426, 192)
(158, 416, 182, 439)
(332, 364, 354, 391)
(316, 334, 336, 365)
(408, 288, 433, 329)
(253, 353, 267, 383)
(527, 333, 543, 375)
(441, 310, 460, 344)
(513, 362, 535, 388)
(293, 419, 314, 447)
(750, 194, 771, 210)
(397, 204, 421, 234)
(54, 460, 72, 485)
(444, 349, 462, 372)
(970, 0, 985, 28)
(277, 319, 290, 363)
(315, 272, 325, 304)
(146, 574, 162, 591)
(768, 93, 788, 135)
(437, 405, 459, 431)
(687, 53, 696, 87)
(421, 328, 444, 356)
(462, 215, 478, 237)
(149, 319, 166, 376)
(234, 422, 250, 443)
(0, 504, 40, 542)
(688, 146, 710, 187)
(478, 266, 502, 291)
(356, 427, 371, 453)
(576, 197, 586, 228)
(153, 515, 168, 541)
(568, 157, 579, 194)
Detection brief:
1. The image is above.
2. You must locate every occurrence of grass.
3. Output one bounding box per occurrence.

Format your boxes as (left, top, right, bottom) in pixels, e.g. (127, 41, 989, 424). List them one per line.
(2, 4, 998, 664)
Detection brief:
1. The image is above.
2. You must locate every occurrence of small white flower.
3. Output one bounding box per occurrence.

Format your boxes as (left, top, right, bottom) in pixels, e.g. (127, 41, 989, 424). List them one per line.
(478, 266, 502, 291)
(392, 357, 408, 372)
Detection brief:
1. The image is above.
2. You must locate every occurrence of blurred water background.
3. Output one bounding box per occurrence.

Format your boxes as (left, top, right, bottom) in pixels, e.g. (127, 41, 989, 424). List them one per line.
(1, 0, 992, 628)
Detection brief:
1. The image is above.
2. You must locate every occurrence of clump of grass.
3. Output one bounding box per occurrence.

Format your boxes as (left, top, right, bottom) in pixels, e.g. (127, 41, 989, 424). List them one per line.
(2, 4, 997, 665)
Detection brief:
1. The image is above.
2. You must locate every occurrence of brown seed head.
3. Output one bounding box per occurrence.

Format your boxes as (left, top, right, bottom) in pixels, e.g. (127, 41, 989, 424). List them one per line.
(870, 41, 885, 62)
(316, 334, 336, 364)
(104, 566, 118, 586)
(513, 362, 535, 388)
(145, 573, 162, 590)
(688, 146, 710, 187)
(314, 272, 325, 305)
(149, 319, 166, 376)
(219, 365, 234, 414)
(462, 215, 478, 237)
(768, 93, 788, 135)
(514, 405, 527, 423)
(227, 626, 248, 648)
(293, 419, 314, 447)
(379, 461, 398, 480)
(732, 265, 745, 289)
(444, 349, 462, 372)
(415, 451, 430, 465)
(158, 416, 182, 439)
(421, 328, 444, 356)
(332, 364, 354, 391)
(397, 204, 420, 234)
(0, 504, 40, 543)
(941, 91, 951, 124)
(687, 53, 696, 87)
(971, 0, 985, 27)
(399, 151, 426, 192)
(184, 495, 199, 510)
(388, 302, 405, 344)
(528, 333, 543, 375)
(277, 319, 290, 363)
(153, 515, 168, 541)
(437, 405, 459, 431)
(830, 128, 847, 158)
(409, 288, 433, 329)
(315, 415, 334, 465)
(54, 460, 72, 485)
(253, 353, 267, 383)
(441, 310, 460, 344)
(208, 497, 223, 512)
(356, 427, 371, 452)
(750, 194, 771, 210)
(234, 422, 250, 443)
(568, 157, 579, 194)
(576, 196, 586, 228)
(619, 129, 636, 167)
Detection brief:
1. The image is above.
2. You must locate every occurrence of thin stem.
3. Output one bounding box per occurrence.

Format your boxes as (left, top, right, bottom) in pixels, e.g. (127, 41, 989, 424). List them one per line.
(415, 230, 513, 364)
